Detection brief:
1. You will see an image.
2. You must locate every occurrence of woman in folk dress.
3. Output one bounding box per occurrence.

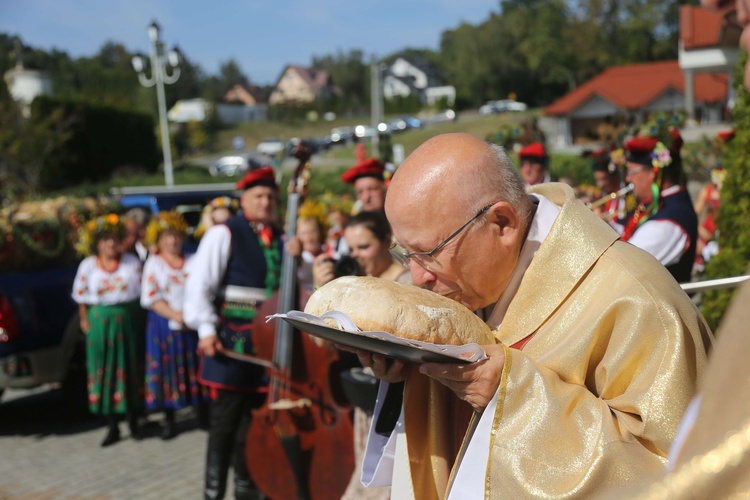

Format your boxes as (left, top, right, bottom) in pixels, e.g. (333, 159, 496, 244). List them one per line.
(141, 211, 207, 439)
(72, 213, 145, 447)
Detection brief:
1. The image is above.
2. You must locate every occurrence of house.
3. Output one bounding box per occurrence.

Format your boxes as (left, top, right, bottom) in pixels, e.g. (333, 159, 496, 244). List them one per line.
(222, 83, 268, 123)
(543, 5, 737, 147)
(679, 4, 740, 120)
(268, 65, 337, 106)
(383, 56, 455, 107)
(167, 97, 266, 124)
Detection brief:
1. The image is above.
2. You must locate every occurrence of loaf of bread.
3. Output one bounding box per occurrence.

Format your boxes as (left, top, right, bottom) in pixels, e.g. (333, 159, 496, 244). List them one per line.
(304, 276, 494, 345)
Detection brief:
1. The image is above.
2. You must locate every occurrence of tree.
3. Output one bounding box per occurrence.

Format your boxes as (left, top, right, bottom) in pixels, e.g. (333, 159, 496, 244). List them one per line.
(0, 98, 73, 203)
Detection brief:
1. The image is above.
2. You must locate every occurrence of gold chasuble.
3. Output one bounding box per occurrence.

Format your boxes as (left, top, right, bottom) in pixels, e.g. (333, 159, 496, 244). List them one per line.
(401, 184, 712, 499)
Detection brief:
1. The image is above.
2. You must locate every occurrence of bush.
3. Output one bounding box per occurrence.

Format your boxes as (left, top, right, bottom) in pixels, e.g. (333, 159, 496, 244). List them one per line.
(31, 95, 160, 189)
(701, 52, 750, 333)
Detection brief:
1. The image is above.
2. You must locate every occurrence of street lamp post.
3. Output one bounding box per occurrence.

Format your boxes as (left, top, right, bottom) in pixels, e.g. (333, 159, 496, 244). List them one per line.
(132, 20, 180, 187)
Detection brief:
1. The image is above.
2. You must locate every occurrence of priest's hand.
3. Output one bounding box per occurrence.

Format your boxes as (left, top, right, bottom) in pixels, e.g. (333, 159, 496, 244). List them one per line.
(419, 343, 506, 412)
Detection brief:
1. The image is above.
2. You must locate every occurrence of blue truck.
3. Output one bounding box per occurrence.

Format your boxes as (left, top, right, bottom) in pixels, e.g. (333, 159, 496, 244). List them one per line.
(0, 183, 239, 407)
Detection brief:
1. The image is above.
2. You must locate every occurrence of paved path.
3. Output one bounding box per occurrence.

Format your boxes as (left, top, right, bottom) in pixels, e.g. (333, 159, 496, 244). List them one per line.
(0, 387, 214, 499)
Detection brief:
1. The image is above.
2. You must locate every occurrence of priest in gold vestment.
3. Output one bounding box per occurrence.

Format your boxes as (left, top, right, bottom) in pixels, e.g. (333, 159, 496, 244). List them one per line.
(360, 133, 712, 499)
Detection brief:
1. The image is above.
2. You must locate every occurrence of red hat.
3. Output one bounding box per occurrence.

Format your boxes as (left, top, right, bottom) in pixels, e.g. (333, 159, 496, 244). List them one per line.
(237, 166, 277, 190)
(518, 142, 548, 160)
(717, 129, 736, 142)
(341, 158, 385, 184)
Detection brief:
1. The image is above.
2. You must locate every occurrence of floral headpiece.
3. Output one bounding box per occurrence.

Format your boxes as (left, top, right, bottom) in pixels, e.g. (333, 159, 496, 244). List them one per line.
(75, 213, 126, 257)
(208, 196, 239, 211)
(297, 198, 330, 237)
(144, 211, 188, 247)
(650, 142, 672, 169)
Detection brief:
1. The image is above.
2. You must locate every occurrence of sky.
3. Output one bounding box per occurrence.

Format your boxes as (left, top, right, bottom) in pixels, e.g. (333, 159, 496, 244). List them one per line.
(0, 0, 501, 85)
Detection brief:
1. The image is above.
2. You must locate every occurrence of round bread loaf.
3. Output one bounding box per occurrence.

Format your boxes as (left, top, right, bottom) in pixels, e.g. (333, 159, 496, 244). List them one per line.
(304, 276, 494, 345)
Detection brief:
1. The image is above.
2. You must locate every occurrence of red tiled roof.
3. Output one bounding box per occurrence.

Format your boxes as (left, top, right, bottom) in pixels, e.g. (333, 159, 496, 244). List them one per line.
(544, 60, 727, 116)
(680, 5, 723, 50)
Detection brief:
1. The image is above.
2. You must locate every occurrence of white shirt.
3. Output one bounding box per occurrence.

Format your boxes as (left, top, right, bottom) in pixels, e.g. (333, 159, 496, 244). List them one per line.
(361, 194, 561, 498)
(141, 253, 193, 329)
(183, 224, 233, 339)
(71, 253, 142, 305)
(627, 185, 690, 267)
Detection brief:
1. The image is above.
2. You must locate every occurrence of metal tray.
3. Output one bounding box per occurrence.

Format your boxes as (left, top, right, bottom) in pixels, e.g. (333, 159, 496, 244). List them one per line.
(281, 316, 472, 365)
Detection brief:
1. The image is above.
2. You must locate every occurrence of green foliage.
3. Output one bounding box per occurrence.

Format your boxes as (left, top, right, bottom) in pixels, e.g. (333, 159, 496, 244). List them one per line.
(702, 51, 750, 333)
(0, 97, 74, 203)
(31, 95, 160, 189)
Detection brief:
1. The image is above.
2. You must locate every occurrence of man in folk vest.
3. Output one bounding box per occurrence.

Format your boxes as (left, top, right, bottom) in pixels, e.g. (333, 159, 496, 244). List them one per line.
(185, 167, 281, 500)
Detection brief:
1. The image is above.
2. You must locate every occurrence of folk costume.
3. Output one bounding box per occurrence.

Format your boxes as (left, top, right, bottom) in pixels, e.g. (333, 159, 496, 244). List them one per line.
(140, 211, 206, 423)
(184, 166, 281, 500)
(363, 183, 712, 499)
(620, 136, 698, 283)
(72, 252, 145, 416)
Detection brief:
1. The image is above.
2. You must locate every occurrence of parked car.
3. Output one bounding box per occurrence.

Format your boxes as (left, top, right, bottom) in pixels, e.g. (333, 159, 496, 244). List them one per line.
(479, 101, 499, 115)
(388, 116, 423, 132)
(495, 99, 528, 112)
(330, 127, 355, 144)
(209, 154, 264, 177)
(256, 138, 285, 156)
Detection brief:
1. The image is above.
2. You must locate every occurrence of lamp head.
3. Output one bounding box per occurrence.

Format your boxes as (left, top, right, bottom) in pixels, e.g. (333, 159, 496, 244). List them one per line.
(148, 20, 161, 42)
(131, 55, 144, 73)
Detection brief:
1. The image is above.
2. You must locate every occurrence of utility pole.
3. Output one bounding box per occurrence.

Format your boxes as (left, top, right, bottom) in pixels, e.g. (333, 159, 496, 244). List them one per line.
(370, 56, 384, 155)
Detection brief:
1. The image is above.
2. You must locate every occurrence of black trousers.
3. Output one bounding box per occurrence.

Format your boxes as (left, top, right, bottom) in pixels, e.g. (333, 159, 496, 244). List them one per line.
(204, 389, 265, 500)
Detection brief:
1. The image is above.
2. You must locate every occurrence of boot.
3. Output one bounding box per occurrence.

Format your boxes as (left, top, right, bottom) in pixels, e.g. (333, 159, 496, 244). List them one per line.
(127, 412, 143, 441)
(162, 409, 177, 440)
(204, 449, 228, 500)
(100, 416, 120, 447)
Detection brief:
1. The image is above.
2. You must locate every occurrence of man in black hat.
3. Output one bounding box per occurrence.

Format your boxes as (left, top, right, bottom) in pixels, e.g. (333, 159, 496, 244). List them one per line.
(185, 166, 281, 500)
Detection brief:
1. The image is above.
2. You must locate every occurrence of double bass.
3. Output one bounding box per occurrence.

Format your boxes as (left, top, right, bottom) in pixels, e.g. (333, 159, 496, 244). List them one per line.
(246, 144, 356, 499)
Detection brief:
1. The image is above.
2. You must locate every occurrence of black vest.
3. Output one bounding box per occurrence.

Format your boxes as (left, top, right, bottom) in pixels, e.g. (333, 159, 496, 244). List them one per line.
(220, 214, 273, 290)
(651, 188, 698, 283)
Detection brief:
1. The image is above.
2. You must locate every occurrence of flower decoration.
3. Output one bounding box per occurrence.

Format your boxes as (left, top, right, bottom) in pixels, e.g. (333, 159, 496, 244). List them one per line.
(297, 198, 331, 237)
(608, 148, 626, 171)
(650, 142, 672, 169)
(75, 213, 126, 257)
(144, 211, 189, 247)
(208, 196, 239, 211)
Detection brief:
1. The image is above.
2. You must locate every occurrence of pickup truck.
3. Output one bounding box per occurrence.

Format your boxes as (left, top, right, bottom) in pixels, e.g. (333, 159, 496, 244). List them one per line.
(0, 183, 239, 408)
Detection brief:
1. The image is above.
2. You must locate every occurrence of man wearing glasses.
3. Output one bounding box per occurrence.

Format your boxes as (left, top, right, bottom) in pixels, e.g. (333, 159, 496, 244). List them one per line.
(359, 133, 711, 498)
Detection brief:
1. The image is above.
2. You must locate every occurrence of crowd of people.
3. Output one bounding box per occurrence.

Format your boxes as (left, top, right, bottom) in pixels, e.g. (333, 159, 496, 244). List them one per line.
(69, 35, 750, 495)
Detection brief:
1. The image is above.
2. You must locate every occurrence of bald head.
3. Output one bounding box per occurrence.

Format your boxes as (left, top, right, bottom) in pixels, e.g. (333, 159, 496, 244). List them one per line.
(386, 133, 531, 224)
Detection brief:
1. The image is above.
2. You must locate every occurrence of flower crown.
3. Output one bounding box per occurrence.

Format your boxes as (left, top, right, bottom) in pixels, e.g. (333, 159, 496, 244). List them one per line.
(208, 196, 239, 211)
(650, 142, 672, 169)
(75, 213, 126, 257)
(144, 211, 188, 247)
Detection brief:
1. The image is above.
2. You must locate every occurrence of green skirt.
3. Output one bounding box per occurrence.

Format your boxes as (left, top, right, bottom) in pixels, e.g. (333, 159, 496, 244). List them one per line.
(85, 300, 146, 415)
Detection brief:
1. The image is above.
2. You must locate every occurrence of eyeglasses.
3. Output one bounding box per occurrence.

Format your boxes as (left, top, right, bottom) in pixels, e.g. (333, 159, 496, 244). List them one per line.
(389, 201, 498, 272)
(626, 166, 649, 176)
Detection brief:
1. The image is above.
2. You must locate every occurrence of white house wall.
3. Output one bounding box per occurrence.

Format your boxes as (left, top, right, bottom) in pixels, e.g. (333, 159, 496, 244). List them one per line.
(643, 89, 685, 112)
(425, 86, 456, 106)
(390, 58, 428, 89)
(383, 75, 412, 99)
